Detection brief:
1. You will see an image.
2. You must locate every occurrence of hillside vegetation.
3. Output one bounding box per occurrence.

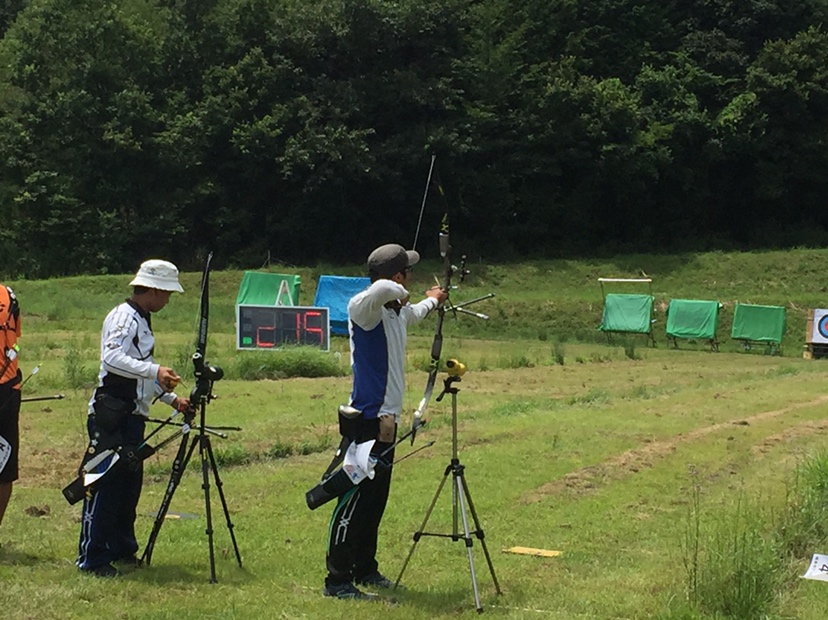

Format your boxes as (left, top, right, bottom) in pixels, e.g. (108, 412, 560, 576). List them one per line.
(10, 247, 828, 357)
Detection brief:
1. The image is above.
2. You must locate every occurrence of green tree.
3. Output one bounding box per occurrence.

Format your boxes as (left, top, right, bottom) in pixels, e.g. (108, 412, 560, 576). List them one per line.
(0, 0, 26, 37)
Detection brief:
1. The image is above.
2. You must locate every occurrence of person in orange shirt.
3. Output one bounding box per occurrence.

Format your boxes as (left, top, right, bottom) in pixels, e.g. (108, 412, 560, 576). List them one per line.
(0, 284, 21, 527)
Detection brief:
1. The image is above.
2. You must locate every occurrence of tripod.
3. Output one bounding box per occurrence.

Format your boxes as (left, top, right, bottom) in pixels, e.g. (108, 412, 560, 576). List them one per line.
(141, 374, 242, 583)
(395, 372, 502, 612)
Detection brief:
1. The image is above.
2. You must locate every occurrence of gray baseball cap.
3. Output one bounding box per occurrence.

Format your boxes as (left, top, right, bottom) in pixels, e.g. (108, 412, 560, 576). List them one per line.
(367, 244, 420, 278)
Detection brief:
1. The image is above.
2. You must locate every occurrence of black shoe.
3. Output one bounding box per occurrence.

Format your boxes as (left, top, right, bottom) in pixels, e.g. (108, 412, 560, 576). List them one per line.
(355, 571, 400, 590)
(323, 582, 377, 600)
(84, 564, 118, 578)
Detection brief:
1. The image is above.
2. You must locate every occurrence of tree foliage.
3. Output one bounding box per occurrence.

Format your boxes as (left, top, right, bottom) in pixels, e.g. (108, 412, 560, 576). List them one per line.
(1, 0, 828, 276)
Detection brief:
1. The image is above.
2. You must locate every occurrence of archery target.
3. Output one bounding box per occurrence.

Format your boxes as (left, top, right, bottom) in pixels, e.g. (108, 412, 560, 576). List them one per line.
(812, 309, 828, 344)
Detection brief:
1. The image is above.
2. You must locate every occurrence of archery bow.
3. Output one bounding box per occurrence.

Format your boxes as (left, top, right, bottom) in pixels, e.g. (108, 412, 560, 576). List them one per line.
(410, 159, 454, 446)
(189, 251, 223, 408)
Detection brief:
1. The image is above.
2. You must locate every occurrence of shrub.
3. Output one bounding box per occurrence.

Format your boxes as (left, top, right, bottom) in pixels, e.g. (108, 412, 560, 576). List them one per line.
(230, 348, 347, 381)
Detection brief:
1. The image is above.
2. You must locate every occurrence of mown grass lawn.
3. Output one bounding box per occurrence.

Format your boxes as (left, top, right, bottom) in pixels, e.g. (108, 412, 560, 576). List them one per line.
(3, 344, 828, 619)
(3, 250, 828, 619)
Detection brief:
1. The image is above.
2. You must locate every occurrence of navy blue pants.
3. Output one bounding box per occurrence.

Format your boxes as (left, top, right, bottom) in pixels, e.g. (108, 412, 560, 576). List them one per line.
(77, 414, 145, 571)
(325, 432, 396, 587)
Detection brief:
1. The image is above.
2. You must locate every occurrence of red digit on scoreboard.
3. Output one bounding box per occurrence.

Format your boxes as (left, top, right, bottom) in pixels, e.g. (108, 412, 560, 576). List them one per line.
(256, 326, 276, 348)
(304, 311, 323, 346)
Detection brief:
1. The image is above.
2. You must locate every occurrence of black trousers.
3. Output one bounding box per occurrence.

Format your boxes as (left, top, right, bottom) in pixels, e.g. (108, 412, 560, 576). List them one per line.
(325, 432, 396, 586)
(76, 414, 145, 570)
(0, 382, 20, 483)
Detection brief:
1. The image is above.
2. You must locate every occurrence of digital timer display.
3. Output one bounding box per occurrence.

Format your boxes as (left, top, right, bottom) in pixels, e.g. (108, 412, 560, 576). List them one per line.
(236, 305, 330, 351)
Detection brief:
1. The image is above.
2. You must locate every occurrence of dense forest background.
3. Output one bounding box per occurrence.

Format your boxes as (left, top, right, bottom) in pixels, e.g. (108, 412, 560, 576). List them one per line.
(1, 0, 828, 277)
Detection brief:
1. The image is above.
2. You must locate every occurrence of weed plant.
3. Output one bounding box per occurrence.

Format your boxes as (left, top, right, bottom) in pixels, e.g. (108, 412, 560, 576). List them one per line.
(683, 481, 784, 619)
(680, 451, 828, 619)
(623, 338, 642, 360)
(62, 341, 95, 390)
(776, 450, 828, 558)
(553, 341, 566, 365)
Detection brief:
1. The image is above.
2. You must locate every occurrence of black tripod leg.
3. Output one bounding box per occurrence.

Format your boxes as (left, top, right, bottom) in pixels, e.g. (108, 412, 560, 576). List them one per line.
(141, 433, 198, 565)
(459, 474, 502, 595)
(198, 433, 218, 583)
(204, 435, 242, 567)
(394, 466, 452, 588)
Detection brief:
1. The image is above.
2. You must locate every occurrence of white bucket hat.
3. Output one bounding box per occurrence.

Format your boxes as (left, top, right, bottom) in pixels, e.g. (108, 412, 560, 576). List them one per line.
(129, 259, 184, 293)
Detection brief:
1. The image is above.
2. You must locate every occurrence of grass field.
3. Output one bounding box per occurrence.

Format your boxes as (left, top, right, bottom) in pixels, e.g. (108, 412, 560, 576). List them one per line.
(3, 248, 828, 619)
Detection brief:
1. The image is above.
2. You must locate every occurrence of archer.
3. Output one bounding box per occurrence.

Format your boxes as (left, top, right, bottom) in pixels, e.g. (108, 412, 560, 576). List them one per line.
(75, 259, 188, 578)
(321, 243, 445, 600)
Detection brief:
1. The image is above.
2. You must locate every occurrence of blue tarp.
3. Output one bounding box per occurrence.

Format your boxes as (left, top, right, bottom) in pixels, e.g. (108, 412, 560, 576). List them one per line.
(313, 276, 370, 335)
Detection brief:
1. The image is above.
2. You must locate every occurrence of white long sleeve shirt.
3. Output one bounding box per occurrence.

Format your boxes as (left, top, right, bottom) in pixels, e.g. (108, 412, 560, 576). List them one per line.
(348, 279, 438, 422)
(88, 300, 178, 417)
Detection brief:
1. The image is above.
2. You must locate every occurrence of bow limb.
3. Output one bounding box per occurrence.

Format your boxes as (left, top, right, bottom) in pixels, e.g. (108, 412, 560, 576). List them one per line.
(411, 212, 453, 445)
(189, 252, 216, 412)
(197, 252, 212, 358)
(190, 252, 212, 370)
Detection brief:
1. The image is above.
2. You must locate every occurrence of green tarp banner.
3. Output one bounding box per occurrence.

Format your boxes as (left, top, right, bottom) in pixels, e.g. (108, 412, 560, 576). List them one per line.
(600, 294, 654, 334)
(666, 299, 721, 340)
(730, 304, 786, 343)
(235, 271, 301, 306)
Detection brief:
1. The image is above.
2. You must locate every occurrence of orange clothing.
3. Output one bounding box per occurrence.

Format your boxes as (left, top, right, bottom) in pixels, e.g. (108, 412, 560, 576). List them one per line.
(0, 285, 21, 388)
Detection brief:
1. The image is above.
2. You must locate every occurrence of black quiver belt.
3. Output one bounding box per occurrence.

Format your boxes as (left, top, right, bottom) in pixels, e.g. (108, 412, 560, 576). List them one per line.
(62, 394, 148, 505)
(305, 405, 380, 510)
(62, 441, 156, 505)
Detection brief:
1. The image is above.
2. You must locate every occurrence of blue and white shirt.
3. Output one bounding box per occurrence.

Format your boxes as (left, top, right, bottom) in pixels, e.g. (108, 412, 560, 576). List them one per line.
(348, 280, 438, 422)
(88, 300, 178, 417)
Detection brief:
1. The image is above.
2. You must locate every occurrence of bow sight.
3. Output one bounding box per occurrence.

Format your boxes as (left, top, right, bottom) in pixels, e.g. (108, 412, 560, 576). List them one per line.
(190, 351, 223, 406)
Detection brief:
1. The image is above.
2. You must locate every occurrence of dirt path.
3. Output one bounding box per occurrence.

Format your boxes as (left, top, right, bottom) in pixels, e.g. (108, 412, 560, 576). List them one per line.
(523, 395, 828, 503)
